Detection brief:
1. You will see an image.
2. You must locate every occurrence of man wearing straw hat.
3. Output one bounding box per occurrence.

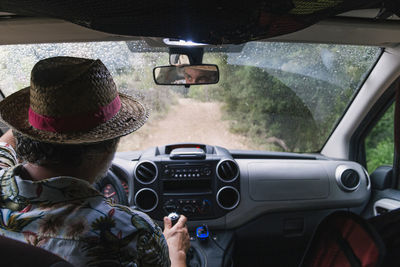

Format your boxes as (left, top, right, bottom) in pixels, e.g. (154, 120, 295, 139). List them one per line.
(0, 57, 190, 266)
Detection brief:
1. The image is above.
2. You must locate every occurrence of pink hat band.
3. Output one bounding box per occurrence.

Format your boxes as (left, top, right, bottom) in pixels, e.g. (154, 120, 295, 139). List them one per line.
(28, 95, 121, 133)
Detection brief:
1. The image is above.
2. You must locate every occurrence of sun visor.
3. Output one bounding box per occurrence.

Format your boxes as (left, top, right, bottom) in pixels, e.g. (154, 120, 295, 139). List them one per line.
(0, 0, 398, 44)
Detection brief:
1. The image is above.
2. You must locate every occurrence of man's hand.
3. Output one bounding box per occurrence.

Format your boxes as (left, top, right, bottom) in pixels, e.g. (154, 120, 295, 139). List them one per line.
(163, 215, 190, 267)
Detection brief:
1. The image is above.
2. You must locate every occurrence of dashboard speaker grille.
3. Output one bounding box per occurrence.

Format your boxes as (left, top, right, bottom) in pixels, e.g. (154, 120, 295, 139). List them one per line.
(135, 161, 158, 184)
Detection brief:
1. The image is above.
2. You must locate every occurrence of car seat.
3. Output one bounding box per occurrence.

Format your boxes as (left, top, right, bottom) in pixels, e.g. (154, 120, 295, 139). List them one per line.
(0, 235, 74, 267)
(300, 211, 385, 267)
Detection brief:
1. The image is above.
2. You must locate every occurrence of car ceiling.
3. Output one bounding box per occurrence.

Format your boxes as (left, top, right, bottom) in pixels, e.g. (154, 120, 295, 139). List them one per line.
(1, 0, 400, 47)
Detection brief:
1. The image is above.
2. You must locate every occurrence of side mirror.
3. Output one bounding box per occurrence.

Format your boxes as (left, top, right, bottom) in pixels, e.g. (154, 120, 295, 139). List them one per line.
(153, 64, 219, 85)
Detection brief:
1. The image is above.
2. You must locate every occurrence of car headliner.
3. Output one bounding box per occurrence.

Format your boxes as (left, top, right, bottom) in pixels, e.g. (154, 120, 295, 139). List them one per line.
(0, 9, 400, 47)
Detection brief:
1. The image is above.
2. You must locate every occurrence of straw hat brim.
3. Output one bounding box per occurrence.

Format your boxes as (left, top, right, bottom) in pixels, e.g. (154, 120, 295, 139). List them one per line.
(0, 87, 149, 144)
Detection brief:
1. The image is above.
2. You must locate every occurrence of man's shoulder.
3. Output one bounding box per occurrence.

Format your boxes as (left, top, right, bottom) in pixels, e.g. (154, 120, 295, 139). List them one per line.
(0, 142, 18, 169)
(90, 198, 160, 233)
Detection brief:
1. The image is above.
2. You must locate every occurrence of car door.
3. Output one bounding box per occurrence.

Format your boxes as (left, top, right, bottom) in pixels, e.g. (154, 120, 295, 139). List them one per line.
(350, 81, 400, 218)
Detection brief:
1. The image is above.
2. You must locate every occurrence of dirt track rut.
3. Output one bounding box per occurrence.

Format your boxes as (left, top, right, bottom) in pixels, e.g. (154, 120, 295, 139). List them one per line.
(118, 98, 249, 151)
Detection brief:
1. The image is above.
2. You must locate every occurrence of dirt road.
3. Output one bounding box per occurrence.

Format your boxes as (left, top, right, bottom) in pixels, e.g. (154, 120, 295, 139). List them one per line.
(118, 98, 250, 151)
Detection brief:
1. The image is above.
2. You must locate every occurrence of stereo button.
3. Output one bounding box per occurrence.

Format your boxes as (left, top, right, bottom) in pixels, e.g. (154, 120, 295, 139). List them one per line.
(183, 205, 195, 213)
(163, 200, 177, 213)
(200, 199, 211, 213)
(204, 168, 211, 176)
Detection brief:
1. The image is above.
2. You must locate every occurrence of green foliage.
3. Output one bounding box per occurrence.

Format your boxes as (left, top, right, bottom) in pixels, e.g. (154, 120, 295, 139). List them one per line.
(0, 43, 177, 120)
(366, 139, 394, 174)
(188, 43, 381, 152)
(365, 103, 394, 173)
(217, 61, 318, 151)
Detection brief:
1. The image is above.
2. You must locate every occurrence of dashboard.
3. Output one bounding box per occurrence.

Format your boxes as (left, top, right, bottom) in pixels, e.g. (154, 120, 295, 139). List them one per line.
(100, 143, 371, 266)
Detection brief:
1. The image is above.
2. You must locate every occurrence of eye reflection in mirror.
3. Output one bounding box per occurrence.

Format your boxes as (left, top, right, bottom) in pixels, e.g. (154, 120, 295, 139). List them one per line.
(153, 64, 219, 85)
(183, 65, 217, 84)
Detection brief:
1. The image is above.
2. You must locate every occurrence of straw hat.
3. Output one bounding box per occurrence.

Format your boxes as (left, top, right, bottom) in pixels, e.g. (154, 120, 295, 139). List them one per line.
(0, 56, 148, 144)
(185, 65, 217, 72)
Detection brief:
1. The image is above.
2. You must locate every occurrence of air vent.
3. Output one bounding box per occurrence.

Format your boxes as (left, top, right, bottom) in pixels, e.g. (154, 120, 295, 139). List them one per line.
(216, 186, 240, 210)
(135, 161, 158, 184)
(217, 159, 239, 182)
(134, 188, 158, 212)
(335, 165, 360, 192)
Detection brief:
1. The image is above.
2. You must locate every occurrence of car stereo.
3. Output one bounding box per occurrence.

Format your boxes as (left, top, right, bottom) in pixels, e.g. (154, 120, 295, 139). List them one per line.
(132, 145, 241, 220)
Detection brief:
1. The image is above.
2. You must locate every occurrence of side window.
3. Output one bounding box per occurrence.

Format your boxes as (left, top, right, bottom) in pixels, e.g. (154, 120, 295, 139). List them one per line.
(365, 102, 394, 173)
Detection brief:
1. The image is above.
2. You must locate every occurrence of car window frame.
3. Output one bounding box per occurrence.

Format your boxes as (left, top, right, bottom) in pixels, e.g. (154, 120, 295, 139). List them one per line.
(319, 49, 384, 154)
(349, 81, 396, 172)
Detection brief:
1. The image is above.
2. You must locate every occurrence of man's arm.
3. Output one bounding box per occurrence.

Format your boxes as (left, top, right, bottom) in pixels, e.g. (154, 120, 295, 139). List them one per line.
(0, 129, 18, 168)
(0, 129, 16, 149)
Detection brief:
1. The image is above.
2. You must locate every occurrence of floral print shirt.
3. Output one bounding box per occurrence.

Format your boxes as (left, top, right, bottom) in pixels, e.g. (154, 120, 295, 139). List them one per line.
(0, 143, 170, 267)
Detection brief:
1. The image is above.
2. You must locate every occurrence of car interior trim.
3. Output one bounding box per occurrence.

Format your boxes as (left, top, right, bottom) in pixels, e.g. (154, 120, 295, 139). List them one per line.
(322, 51, 400, 159)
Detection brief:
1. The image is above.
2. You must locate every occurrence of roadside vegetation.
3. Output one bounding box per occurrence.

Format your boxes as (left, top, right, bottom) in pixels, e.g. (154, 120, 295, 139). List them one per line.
(365, 103, 394, 173)
(190, 43, 381, 152)
(0, 42, 177, 122)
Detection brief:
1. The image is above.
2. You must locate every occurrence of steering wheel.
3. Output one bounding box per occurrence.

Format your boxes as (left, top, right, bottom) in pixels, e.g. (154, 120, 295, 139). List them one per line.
(95, 169, 129, 206)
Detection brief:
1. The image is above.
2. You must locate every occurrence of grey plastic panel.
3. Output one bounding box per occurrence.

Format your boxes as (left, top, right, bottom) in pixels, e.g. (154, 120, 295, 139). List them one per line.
(248, 161, 329, 201)
(226, 159, 370, 228)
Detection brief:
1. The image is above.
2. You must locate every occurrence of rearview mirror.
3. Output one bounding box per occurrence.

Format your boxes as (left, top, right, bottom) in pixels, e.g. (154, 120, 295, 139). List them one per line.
(153, 65, 219, 85)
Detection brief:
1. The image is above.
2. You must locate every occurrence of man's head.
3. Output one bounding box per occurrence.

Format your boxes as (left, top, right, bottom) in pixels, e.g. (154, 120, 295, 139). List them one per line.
(0, 56, 148, 182)
(14, 131, 119, 183)
(183, 65, 218, 84)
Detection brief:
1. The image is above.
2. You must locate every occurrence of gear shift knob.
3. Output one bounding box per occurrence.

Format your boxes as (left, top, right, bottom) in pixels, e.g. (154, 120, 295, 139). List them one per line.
(168, 212, 180, 226)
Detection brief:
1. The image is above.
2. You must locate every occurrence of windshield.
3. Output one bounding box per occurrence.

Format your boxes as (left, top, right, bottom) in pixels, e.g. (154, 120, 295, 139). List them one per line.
(0, 41, 381, 152)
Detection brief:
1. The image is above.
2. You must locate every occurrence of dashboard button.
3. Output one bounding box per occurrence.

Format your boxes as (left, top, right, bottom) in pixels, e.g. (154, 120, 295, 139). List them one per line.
(163, 200, 177, 213)
(183, 205, 195, 213)
(200, 199, 211, 213)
